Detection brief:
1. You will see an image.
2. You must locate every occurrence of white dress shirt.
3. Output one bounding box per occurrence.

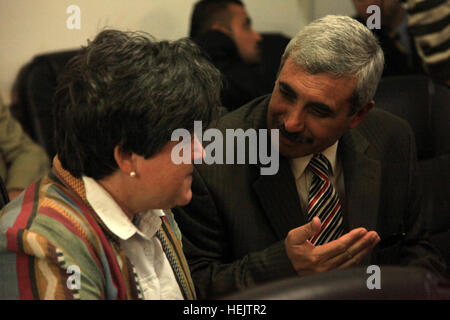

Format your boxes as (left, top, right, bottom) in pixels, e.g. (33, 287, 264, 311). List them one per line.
(289, 141, 345, 215)
(82, 176, 183, 300)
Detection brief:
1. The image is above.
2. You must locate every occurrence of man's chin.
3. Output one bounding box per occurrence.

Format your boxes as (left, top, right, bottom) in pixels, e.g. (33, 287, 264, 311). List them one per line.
(244, 52, 262, 64)
(280, 146, 310, 159)
(279, 136, 313, 158)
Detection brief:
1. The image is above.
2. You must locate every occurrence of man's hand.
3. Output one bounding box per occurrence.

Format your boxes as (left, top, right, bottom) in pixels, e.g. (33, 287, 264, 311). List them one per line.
(285, 217, 380, 276)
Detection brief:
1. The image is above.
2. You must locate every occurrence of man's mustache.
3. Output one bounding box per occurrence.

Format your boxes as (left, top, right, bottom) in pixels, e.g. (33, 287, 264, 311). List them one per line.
(275, 119, 313, 144)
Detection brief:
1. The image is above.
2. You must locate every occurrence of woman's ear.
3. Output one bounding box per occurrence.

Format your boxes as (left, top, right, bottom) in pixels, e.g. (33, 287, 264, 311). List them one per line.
(113, 146, 135, 176)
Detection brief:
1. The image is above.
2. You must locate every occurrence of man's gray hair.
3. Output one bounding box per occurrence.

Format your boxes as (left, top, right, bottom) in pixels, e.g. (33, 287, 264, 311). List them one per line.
(281, 15, 384, 113)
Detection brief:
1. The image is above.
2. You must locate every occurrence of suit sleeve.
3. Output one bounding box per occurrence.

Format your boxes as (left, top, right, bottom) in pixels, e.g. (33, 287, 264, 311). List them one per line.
(173, 168, 296, 299)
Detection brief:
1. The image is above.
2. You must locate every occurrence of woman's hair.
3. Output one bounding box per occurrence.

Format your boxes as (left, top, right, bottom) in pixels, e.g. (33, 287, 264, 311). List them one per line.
(54, 29, 222, 179)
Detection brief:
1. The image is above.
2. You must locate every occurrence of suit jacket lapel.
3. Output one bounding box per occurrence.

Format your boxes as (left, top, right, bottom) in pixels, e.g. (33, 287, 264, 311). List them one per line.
(253, 157, 306, 239)
(340, 129, 381, 232)
(249, 98, 306, 238)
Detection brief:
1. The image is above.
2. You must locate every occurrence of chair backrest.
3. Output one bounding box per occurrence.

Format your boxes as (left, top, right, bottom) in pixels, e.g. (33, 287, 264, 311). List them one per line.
(0, 176, 9, 210)
(420, 154, 450, 231)
(10, 49, 80, 159)
(431, 83, 450, 156)
(224, 266, 450, 300)
(373, 75, 435, 160)
(375, 76, 450, 277)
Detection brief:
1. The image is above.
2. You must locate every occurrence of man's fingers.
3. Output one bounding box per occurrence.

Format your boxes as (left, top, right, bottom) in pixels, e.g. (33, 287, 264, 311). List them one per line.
(324, 231, 380, 269)
(347, 231, 380, 260)
(337, 232, 381, 269)
(310, 217, 322, 238)
(286, 217, 322, 245)
(314, 227, 368, 260)
(285, 222, 380, 275)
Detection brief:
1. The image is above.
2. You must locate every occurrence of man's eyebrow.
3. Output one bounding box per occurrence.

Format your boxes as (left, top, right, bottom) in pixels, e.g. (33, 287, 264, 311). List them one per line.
(306, 101, 334, 114)
(278, 81, 297, 98)
(279, 81, 334, 113)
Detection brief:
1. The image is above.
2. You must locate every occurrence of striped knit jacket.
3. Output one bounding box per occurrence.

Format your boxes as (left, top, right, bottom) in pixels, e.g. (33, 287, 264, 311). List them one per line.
(406, 0, 450, 83)
(0, 157, 196, 300)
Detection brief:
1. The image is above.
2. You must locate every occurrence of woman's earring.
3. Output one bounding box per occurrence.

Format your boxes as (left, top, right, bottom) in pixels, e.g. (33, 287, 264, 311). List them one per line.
(129, 171, 136, 178)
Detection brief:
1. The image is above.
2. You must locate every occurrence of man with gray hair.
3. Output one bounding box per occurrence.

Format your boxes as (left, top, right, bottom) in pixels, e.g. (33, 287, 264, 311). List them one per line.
(174, 15, 445, 298)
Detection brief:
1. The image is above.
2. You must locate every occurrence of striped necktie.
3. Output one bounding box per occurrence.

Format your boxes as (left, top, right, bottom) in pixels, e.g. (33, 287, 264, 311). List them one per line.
(306, 154, 343, 245)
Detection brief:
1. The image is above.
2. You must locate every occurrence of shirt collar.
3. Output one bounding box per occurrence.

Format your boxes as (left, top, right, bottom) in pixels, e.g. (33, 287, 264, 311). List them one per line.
(82, 175, 165, 241)
(290, 141, 339, 180)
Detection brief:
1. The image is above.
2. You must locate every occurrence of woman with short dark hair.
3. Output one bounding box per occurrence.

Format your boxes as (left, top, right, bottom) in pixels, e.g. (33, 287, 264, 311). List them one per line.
(0, 29, 222, 300)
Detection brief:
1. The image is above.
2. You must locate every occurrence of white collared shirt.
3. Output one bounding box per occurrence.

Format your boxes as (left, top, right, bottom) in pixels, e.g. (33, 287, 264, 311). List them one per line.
(289, 141, 345, 214)
(82, 176, 183, 300)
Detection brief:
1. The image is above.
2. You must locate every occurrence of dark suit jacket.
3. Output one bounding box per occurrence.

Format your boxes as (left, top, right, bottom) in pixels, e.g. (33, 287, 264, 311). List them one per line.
(174, 95, 445, 299)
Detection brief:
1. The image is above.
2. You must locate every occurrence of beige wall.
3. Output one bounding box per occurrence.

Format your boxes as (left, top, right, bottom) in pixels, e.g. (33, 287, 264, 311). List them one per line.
(0, 0, 354, 105)
(312, 0, 356, 20)
(0, 0, 194, 104)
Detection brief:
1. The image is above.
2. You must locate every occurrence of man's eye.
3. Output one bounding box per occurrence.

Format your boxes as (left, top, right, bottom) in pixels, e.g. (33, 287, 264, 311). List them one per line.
(310, 108, 329, 118)
(309, 106, 330, 118)
(313, 111, 327, 117)
(280, 87, 294, 100)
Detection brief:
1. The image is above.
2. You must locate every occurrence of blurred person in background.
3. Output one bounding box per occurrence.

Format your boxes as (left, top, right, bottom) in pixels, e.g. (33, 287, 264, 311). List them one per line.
(190, 0, 289, 111)
(0, 93, 49, 201)
(404, 0, 449, 86)
(353, 0, 425, 77)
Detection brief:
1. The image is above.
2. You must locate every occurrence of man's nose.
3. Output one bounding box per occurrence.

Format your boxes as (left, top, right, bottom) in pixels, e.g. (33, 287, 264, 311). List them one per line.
(284, 110, 305, 133)
(254, 30, 262, 43)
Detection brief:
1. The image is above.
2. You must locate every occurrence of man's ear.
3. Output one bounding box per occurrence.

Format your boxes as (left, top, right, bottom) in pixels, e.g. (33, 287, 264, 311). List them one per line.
(211, 23, 231, 36)
(349, 100, 374, 129)
(113, 146, 135, 175)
